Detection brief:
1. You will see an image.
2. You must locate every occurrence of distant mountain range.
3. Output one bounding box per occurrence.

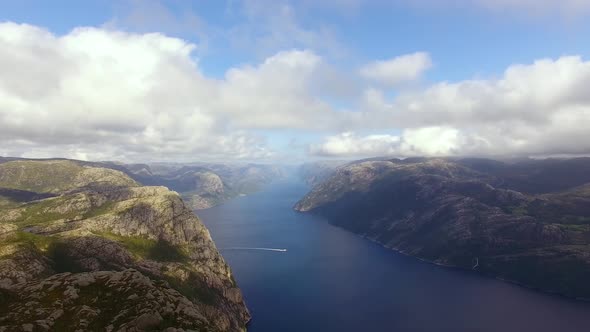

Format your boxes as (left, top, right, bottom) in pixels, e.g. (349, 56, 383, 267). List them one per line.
(0, 157, 285, 210)
(295, 157, 590, 300)
(0, 159, 250, 331)
(112, 162, 285, 209)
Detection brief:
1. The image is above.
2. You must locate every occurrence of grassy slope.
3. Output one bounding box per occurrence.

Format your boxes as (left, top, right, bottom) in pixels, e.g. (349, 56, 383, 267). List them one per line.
(0, 160, 137, 194)
(0, 160, 85, 193)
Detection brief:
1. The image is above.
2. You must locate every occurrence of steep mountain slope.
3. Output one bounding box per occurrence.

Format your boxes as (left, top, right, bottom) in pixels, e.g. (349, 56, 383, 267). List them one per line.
(0, 160, 250, 331)
(0, 158, 285, 210)
(115, 162, 284, 209)
(455, 157, 590, 194)
(298, 160, 347, 186)
(295, 158, 590, 299)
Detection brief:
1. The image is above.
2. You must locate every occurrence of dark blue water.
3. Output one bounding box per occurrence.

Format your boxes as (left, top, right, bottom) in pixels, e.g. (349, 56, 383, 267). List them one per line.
(199, 179, 590, 332)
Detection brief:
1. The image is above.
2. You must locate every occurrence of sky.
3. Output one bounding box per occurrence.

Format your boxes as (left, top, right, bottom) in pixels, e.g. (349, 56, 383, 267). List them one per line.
(1, 0, 590, 162)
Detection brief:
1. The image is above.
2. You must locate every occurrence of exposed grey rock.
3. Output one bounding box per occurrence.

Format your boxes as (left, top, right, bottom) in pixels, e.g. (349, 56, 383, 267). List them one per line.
(0, 160, 250, 331)
(117, 162, 284, 210)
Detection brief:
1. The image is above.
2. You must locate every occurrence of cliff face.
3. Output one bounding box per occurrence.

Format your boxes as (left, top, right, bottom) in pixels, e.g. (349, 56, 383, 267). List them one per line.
(0, 160, 250, 331)
(295, 158, 590, 299)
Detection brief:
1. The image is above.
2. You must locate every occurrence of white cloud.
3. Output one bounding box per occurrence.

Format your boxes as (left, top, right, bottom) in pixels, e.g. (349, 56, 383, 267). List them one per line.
(310, 127, 463, 158)
(369, 56, 590, 127)
(310, 132, 400, 157)
(359, 52, 432, 86)
(311, 55, 590, 159)
(3, 21, 590, 162)
(354, 56, 590, 157)
(400, 127, 461, 156)
(217, 49, 340, 129)
(0, 22, 338, 161)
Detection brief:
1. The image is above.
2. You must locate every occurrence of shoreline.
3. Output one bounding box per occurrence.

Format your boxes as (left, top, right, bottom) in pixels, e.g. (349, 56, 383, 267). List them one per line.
(348, 227, 590, 303)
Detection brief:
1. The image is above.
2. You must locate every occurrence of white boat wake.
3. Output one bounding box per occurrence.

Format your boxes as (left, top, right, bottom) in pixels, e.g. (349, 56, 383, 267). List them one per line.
(220, 247, 287, 252)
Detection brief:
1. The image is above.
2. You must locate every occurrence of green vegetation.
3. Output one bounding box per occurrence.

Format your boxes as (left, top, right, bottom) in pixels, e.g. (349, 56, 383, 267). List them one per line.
(164, 272, 220, 305)
(483, 247, 590, 299)
(0, 160, 248, 330)
(507, 205, 529, 216)
(558, 224, 589, 232)
(571, 216, 590, 224)
(0, 196, 18, 208)
(11, 197, 81, 227)
(4, 231, 57, 252)
(0, 160, 137, 195)
(9, 231, 55, 251)
(95, 231, 188, 262)
(0, 160, 85, 193)
(82, 201, 116, 219)
(5, 272, 210, 332)
(5, 196, 117, 228)
(14, 231, 54, 251)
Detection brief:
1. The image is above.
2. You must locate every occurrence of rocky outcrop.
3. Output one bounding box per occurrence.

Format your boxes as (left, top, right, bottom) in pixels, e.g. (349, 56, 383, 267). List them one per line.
(120, 162, 284, 210)
(0, 160, 250, 331)
(0, 269, 232, 332)
(181, 171, 226, 209)
(295, 158, 590, 299)
(0, 160, 137, 194)
(298, 160, 354, 186)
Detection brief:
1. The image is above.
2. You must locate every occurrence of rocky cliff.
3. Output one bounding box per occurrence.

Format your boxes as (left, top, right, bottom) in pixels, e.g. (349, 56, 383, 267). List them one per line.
(0, 160, 250, 331)
(295, 158, 590, 300)
(113, 162, 284, 210)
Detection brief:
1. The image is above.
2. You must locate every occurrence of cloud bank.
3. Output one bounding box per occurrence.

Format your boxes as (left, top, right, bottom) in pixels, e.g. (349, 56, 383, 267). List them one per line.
(347, 56, 590, 158)
(1, 21, 590, 161)
(0, 22, 341, 161)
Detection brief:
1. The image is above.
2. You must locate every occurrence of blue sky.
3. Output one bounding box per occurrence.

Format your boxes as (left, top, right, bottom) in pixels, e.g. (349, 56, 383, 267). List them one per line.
(0, 0, 590, 75)
(1, 0, 590, 162)
(4, 0, 588, 78)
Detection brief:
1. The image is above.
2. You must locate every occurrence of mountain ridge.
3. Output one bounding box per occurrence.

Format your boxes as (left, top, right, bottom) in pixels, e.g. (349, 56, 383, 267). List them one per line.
(0, 159, 250, 331)
(295, 157, 590, 300)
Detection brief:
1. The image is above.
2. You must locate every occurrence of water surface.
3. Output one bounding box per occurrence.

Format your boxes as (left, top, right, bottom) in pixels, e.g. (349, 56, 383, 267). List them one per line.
(199, 179, 590, 332)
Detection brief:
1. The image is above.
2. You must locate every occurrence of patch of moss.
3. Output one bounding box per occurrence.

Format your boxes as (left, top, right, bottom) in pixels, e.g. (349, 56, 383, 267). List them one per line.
(42, 277, 146, 331)
(149, 239, 189, 262)
(164, 272, 220, 306)
(83, 201, 116, 219)
(95, 231, 188, 263)
(507, 205, 529, 216)
(558, 224, 589, 232)
(0, 196, 19, 208)
(4, 231, 57, 252)
(12, 197, 81, 227)
(0, 160, 84, 193)
(24, 274, 210, 331)
(96, 231, 156, 258)
(484, 247, 590, 298)
(9, 198, 120, 228)
(577, 216, 590, 224)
